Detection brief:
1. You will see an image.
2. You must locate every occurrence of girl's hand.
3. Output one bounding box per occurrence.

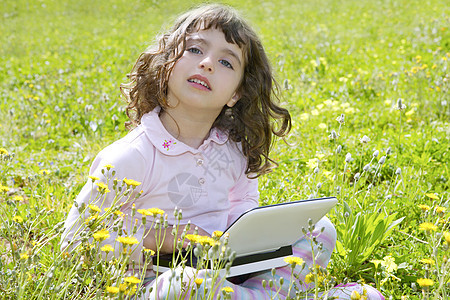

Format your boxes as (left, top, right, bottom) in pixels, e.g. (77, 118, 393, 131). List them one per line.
(143, 224, 210, 254)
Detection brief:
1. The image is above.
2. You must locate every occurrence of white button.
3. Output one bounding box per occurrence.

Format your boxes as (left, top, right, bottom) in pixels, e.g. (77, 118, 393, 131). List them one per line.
(196, 159, 204, 166)
(198, 178, 205, 185)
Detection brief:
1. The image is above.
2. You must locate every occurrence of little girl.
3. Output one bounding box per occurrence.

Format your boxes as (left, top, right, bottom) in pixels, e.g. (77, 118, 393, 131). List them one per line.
(62, 4, 384, 299)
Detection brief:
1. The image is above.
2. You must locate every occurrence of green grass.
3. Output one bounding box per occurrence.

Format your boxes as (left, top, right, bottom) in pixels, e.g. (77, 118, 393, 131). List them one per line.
(1, 0, 449, 298)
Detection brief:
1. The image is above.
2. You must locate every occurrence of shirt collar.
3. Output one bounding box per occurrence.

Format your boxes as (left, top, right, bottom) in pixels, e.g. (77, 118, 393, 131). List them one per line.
(141, 107, 229, 156)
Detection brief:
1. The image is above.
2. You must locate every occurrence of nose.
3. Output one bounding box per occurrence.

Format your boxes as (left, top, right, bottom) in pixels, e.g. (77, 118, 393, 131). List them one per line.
(199, 56, 214, 73)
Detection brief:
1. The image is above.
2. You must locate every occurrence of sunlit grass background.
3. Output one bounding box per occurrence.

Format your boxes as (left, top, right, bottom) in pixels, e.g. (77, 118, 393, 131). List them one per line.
(1, 0, 449, 298)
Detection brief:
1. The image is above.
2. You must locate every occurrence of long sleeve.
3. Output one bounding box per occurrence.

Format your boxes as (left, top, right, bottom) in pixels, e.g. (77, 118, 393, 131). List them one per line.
(61, 142, 150, 264)
(227, 172, 259, 227)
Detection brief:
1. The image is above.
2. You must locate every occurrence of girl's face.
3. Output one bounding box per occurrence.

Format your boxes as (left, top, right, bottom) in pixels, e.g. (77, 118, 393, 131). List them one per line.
(166, 28, 245, 118)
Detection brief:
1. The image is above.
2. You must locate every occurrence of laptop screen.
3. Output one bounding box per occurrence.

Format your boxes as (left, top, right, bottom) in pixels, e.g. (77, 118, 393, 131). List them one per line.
(221, 197, 337, 256)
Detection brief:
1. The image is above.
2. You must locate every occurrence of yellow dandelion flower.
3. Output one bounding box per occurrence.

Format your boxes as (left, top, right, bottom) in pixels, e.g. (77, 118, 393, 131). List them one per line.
(114, 210, 124, 216)
(411, 66, 419, 74)
(137, 209, 151, 216)
(96, 182, 108, 189)
(317, 275, 327, 287)
(405, 109, 415, 117)
(198, 236, 216, 246)
(418, 204, 431, 211)
(13, 216, 23, 223)
(39, 169, 50, 175)
(304, 273, 314, 284)
(13, 195, 24, 201)
(316, 153, 326, 160)
(88, 175, 100, 181)
(284, 256, 305, 266)
(96, 182, 110, 193)
(370, 259, 383, 269)
(443, 232, 450, 244)
(323, 99, 333, 106)
(0, 148, 9, 155)
(419, 222, 438, 232)
(101, 244, 114, 253)
(93, 229, 110, 242)
(436, 207, 446, 214)
(139, 208, 165, 217)
(212, 231, 223, 238)
(103, 164, 114, 170)
(186, 234, 201, 243)
(118, 283, 137, 295)
(143, 248, 155, 256)
(221, 286, 234, 293)
(20, 253, 29, 260)
(123, 178, 141, 187)
(84, 214, 99, 225)
(119, 283, 127, 292)
(306, 158, 319, 169)
(426, 193, 439, 200)
(148, 208, 164, 216)
(106, 286, 119, 294)
(323, 170, 333, 181)
(116, 236, 138, 246)
(420, 258, 435, 265)
(195, 278, 204, 285)
(186, 234, 216, 246)
(300, 113, 309, 121)
(0, 185, 11, 193)
(88, 204, 101, 213)
(344, 107, 356, 114)
(124, 276, 141, 284)
(417, 278, 434, 287)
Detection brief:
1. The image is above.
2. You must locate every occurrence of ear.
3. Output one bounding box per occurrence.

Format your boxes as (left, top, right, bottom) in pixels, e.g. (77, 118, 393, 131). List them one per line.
(226, 93, 240, 107)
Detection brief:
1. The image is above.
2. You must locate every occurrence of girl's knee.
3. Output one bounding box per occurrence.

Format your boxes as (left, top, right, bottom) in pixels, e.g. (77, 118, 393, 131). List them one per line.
(312, 216, 337, 254)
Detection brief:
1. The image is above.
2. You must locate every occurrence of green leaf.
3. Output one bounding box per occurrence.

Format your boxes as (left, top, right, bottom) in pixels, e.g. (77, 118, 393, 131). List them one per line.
(343, 200, 352, 216)
(335, 240, 347, 257)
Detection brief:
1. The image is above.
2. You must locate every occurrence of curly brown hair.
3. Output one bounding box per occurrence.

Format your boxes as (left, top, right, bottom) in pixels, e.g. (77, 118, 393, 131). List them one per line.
(121, 4, 291, 177)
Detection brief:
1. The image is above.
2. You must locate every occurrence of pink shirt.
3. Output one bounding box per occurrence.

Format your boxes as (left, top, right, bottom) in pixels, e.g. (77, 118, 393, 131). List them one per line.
(61, 107, 259, 263)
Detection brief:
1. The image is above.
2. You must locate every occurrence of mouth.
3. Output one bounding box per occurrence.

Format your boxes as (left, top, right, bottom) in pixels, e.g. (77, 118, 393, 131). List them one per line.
(187, 76, 211, 90)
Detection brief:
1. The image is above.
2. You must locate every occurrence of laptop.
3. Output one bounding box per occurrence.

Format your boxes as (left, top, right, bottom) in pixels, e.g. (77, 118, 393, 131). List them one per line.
(152, 197, 337, 277)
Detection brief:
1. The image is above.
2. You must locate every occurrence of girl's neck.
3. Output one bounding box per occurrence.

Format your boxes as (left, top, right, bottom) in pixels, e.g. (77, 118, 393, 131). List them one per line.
(159, 109, 217, 149)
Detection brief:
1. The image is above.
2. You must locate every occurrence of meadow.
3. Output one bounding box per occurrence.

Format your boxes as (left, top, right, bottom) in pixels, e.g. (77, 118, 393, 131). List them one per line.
(0, 0, 449, 298)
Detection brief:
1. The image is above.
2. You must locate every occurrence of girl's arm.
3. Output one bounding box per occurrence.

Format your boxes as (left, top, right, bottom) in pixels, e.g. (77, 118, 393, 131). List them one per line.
(143, 224, 210, 254)
(61, 142, 148, 263)
(227, 173, 259, 227)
